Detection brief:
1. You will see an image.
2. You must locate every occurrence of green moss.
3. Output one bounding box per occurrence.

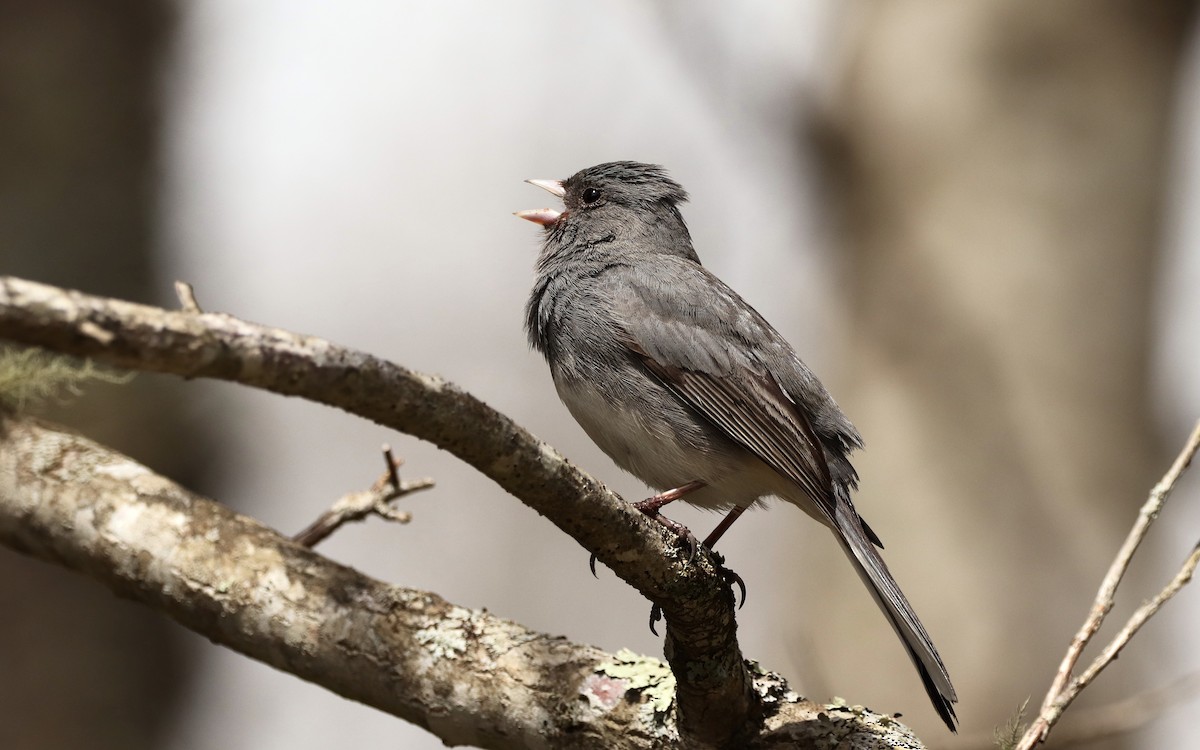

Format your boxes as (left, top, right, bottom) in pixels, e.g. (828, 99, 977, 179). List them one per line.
(0, 345, 131, 411)
(995, 699, 1030, 750)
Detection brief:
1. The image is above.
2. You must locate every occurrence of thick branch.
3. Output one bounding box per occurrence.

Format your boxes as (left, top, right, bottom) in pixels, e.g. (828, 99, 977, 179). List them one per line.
(0, 415, 923, 750)
(0, 276, 753, 742)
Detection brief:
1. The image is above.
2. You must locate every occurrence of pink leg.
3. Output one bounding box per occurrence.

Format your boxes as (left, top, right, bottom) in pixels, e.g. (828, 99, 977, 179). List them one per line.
(589, 481, 706, 579)
(701, 506, 748, 609)
(633, 480, 706, 515)
(632, 481, 706, 547)
(702, 505, 747, 549)
(646, 501, 750, 633)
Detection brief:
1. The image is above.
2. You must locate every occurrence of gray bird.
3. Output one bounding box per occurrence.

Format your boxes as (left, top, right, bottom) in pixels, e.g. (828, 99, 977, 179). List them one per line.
(516, 161, 957, 731)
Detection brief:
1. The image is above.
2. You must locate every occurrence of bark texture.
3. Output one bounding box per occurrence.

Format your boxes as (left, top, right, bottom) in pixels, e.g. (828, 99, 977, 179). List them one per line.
(0, 4, 189, 749)
(0, 276, 949, 747)
(0, 276, 748, 737)
(0, 414, 926, 750)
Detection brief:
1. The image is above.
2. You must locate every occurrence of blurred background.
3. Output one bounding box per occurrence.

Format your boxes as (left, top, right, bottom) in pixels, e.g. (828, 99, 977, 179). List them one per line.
(2, 2, 1199, 748)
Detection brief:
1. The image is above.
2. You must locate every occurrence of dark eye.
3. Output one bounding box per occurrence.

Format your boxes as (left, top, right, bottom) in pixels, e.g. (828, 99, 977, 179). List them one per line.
(581, 187, 601, 204)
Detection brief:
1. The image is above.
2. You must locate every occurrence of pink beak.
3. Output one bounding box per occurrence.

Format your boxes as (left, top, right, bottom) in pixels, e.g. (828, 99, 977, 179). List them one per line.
(515, 178, 566, 226)
(515, 208, 562, 226)
(525, 178, 565, 197)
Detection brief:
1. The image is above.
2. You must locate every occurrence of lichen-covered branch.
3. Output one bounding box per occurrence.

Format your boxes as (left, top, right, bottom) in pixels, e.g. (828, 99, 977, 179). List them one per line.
(0, 275, 754, 744)
(0, 415, 635, 748)
(0, 415, 923, 750)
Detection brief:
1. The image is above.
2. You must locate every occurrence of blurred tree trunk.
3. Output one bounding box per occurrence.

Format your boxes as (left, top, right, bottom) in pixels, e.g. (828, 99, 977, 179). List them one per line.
(0, 3, 210, 749)
(802, 0, 1196, 740)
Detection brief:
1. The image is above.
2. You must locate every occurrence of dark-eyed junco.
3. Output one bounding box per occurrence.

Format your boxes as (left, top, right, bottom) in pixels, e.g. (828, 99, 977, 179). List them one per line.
(516, 161, 957, 731)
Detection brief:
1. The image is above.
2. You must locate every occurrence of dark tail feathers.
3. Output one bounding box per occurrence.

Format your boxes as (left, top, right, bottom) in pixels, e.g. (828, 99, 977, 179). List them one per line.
(832, 500, 958, 732)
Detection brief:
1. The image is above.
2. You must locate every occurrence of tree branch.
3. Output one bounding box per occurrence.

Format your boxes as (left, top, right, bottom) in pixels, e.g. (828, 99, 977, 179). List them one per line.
(0, 275, 931, 746)
(0, 414, 924, 749)
(291, 446, 432, 548)
(0, 274, 751, 740)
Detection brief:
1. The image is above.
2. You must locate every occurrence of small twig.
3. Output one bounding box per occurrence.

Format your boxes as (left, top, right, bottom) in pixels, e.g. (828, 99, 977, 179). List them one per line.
(382, 443, 402, 489)
(1044, 669, 1200, 748)
(1081, 549, 1200, 682)
(292, 445, 434, 548)
(1016, 420, 1200, 750)
(949, 671, 1200, 750)
(174, 280, 202, 313)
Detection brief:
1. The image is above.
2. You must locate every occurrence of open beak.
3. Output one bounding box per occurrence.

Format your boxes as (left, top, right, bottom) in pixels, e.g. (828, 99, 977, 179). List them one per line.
(515, 178, 566, 226)
(514, 208, 561, 226)
(526, 178, 565, 198)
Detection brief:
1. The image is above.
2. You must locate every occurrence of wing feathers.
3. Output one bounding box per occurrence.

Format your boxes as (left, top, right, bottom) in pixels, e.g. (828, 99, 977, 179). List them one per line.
(632, 342, 836, 521)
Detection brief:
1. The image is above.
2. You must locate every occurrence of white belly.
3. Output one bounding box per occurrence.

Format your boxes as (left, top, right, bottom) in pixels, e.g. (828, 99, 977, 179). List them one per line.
(555, 379, 795, 514)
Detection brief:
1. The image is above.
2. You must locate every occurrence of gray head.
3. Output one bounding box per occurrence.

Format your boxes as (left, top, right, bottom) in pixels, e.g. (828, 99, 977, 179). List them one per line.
(517, 161, 698, 263)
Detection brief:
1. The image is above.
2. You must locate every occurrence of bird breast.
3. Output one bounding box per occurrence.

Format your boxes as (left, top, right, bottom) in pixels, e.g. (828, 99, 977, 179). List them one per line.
(554, 375, 776, 512)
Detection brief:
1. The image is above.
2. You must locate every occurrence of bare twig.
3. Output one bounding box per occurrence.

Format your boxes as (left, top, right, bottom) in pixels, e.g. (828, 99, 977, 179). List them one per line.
(174, 280, 202, 313)
(292, 445, 434, 548)
(949, 671, 1200, 750)
(1016, 420, 1200, 750)
(1045, 669, 1200, 748)
(381, 443, 401, 488)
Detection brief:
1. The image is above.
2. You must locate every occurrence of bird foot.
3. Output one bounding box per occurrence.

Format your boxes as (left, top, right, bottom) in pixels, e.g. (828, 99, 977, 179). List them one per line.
(709, 550, 747, 609)
(588, 502, 700, 576)
(636, 507, 702, 566)
(588, 485, 742, 634)
(647, 553, 745, 635)
(650, 602, 664, 635)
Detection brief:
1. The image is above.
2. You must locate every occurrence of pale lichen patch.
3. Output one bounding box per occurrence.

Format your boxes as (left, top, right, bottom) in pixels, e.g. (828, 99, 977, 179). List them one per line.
(104, 501, 191, 588)
(415, 606, 475, 661)
(595, 648, 676, 720)
(107, 502, 188, 556)
(95, 459, 151, 481)
(71, 505, 99, 546)
(413, 371, 446, 392)
(750, 660, 801, 707)
(476, 623, 537, 659)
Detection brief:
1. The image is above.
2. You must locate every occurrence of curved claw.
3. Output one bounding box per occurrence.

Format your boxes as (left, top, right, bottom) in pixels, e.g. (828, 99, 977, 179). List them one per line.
(645, 569, 742, 636)
(646, 550, 746, 635)
(589, 553, 599, 578)
(649, 603, 663, 636)
(726, 568, 748, 609)
(643, 512, 700, 565)
(709, 550, 747, 608)
(682, 533, 701, 567)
